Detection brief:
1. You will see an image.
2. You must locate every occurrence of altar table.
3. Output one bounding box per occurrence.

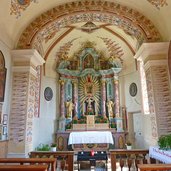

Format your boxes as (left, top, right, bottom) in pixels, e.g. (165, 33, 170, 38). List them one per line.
(149, 146, 171, 163)
(68, 131, 114, 145)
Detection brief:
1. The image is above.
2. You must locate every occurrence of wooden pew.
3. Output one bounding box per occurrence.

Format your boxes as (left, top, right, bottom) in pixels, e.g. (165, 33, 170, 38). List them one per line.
(29, 151, 74, 171)
(110, 149, 149, 171)
(0, 158, 56, 171)
(138, 164, 171, 170)
(0, 165, 48, 171)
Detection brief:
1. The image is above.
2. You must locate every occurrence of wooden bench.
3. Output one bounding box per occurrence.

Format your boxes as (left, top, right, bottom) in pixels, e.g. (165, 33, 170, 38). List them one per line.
(110, 149, 149, 171)
(138, 164, 171, 170)
(29, 151, 74, 171)
(0, 158, 56, 171)
(0, 165, 48, 171)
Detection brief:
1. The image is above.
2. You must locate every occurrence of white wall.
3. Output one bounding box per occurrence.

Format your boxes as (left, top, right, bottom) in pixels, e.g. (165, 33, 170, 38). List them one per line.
(32, 75, 58, 150)
(120, 70, 142, 112)
(120, 69, 156, 148)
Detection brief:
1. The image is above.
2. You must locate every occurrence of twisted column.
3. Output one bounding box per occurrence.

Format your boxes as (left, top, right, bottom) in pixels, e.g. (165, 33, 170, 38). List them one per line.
(72, 80, 78, 117)
(59, 80, 65, 118)
(101, 79, 106, 117)
(114, 74, 120, 117)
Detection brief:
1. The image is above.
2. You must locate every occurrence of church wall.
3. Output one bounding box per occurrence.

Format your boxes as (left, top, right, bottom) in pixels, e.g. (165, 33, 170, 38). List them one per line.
(120, 70, 142, 113)
(119, 69, 152, 148)
(32, 75, 58, 150)
(0, 40, 12, 139)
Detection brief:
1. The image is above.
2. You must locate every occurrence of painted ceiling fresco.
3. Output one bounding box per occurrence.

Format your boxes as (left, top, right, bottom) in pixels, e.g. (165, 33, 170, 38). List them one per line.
(10, 0, 168, 18)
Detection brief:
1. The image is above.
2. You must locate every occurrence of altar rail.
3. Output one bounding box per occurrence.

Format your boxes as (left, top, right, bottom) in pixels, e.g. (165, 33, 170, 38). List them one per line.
(138, 164, 171, 170)
(0, 158, 56, 171)
(28, 151, 74, 171)
(0, 165, 48, 171)
(110, 149, 152, 171)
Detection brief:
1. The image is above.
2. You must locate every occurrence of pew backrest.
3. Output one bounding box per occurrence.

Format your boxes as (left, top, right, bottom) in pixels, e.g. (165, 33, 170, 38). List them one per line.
(138, 164, 171, 170)
(28, 151, 74, 171)
(0, 165, 48, 171)
(0, 158, 56, 171)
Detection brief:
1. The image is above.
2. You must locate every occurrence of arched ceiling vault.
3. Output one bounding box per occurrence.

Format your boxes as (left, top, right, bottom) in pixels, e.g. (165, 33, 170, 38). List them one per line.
(12, 0, 164, 77)
(17, 1, 161, 55)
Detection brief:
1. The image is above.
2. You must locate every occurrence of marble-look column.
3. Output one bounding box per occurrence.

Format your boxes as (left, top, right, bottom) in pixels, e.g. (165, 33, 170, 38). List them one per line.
(72, 80, 78, 117)
(114, 74, 120, 118)
(59, 80, 65, 118)
(9, 49, 45, 157)
(101, 79, 106, 117)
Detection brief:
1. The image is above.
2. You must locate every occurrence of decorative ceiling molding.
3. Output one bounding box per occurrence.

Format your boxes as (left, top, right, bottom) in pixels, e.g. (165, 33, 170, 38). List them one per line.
(147, 0, 168, 9)
(17, 0, 161, 55)
(99, 37, 124, 63)
(10, 0, 38, 18)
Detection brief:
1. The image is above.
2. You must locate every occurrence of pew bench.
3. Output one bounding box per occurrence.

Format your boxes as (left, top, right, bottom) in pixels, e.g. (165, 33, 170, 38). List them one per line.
(0, 158, 56, 171)
(28, 151, 74, 171)
(0, 165, 48, 171)
(138, 164, 171, 170)
(110, 149, 150, 171)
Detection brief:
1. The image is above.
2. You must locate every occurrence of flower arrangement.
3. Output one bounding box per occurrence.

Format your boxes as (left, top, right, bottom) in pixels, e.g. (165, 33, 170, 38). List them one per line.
(51, 143, 57, 147)
(126, 141, 132, 146)
(36, 144, 51, 151)
(65, 122, 72, 129)
(125, 140, 132, 150)
(110, 122, 116, 128)
(95, 116, 109, 123)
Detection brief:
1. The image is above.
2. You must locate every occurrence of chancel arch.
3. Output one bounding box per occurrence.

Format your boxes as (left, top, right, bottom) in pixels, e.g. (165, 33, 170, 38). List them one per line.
(17, 0, 161, 57)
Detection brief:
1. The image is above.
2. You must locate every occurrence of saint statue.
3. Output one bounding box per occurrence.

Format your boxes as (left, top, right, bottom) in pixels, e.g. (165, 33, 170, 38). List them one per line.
(65, 100, 75, 118)
(86, 97, 94, 114)
(107, 99, 115, 118)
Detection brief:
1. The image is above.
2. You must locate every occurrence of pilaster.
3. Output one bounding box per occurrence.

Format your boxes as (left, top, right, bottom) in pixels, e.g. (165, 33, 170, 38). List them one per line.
(8, 49, 44, 157)
(135, 42, 171, 142)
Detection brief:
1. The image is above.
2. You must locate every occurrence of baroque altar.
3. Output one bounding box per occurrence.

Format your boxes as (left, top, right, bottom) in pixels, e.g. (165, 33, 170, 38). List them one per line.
(56, 42, 127, 150)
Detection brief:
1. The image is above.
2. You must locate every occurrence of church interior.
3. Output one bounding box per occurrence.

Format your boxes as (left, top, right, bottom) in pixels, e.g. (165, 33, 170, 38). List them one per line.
(0, 0, 171, 170)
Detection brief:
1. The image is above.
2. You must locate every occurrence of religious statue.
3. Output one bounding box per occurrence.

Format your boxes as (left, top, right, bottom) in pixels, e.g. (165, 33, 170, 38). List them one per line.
(86, 97, 94, 115)
(65, 100, 75, 118)
(107, 99, 115, 118)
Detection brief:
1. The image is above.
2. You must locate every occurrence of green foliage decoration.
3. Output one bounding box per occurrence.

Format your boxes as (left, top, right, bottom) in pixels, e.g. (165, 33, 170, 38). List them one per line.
(36, 144, 51, 151)
(158, 134, 171, 150)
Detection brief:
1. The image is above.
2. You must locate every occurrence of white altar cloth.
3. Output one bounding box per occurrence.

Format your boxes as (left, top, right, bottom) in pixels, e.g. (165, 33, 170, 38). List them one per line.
(149, 146, 171, 163)
(68, 131, 114, 145)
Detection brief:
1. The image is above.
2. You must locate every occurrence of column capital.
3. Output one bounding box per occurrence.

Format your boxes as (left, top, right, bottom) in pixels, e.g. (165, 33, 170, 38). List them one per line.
(114, 80, 119, 84)
(59, 79, 65, 85)
(72, 80, 78, 85)
(101, 79, 106, 84)
(11, 49, 45, 67)
(144, 59, 168, 71)
(134, 42, 169, 62)
(11, 49, 45, 77)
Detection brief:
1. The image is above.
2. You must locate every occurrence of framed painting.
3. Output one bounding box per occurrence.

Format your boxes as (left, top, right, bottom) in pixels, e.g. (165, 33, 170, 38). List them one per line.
(0, 51, 7, 102)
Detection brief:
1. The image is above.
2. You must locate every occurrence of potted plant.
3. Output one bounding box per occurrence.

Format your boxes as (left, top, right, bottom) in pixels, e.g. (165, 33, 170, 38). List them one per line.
(36, 144, 51, 151)
(158, 134, 171, 150)
(50, 143, 57, 152)
(126, 141, 132, 150)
